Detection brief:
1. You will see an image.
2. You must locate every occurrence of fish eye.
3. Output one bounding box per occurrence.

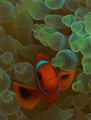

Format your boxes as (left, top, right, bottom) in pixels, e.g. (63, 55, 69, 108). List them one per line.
(37, 72, 42, 80)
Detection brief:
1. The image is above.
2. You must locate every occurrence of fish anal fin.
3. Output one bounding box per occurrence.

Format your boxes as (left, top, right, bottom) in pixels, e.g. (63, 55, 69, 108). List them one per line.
(38, 53, 51, 62)
(47, 102, 51, 109)
(14, 82, 41, 109)
(58, 69, 75, 90)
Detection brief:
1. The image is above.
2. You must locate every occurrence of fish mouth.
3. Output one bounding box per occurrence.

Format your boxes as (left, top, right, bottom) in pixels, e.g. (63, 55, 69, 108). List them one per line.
(48, 78, 53, 81)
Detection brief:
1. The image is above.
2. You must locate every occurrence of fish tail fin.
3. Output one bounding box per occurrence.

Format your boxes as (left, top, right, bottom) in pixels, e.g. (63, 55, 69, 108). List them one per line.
(58, 69, 75, 90)
(14, 82, 41, 109)
(33, 45, 37, 58)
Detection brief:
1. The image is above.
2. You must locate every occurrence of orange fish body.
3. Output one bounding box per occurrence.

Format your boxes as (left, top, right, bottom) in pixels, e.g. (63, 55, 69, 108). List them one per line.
(14, 45, 75, 109)
(33, 45, 60, 107)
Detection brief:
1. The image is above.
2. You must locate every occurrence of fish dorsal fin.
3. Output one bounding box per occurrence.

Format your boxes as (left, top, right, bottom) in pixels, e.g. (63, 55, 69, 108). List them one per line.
(58, 69, 75, 90)
(33, 45, 37, 58)
(38, 53, 51, 63)
(14, 82, 41, 109)
(33, 45, 51, 62)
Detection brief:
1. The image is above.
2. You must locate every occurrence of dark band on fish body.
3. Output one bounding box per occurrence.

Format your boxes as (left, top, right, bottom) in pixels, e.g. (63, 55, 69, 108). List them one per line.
(61, 74, 70, 80)
(19, 87, 31, 99)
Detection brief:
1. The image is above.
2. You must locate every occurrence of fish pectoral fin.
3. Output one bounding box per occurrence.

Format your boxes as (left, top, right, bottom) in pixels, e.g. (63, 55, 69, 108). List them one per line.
(38, 53, 51, 63)
(14, 82, 41, 109)
(58, 69, 75, 90)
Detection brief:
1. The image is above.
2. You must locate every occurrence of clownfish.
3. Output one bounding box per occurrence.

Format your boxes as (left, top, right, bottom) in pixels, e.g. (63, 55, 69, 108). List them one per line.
(14, 45, 75, 109)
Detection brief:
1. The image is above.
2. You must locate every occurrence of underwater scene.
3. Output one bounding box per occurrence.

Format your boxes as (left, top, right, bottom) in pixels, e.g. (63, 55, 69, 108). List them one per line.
(1, 0, 91, 120)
